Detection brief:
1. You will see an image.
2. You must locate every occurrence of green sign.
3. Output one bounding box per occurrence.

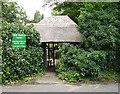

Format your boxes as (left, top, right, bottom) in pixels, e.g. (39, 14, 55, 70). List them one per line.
(12, 33, 26, 48)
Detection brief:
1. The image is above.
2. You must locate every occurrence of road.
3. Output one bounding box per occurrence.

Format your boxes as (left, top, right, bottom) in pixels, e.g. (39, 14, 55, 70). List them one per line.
(2, 83, 119, 92)
(1, 72, 119, 93)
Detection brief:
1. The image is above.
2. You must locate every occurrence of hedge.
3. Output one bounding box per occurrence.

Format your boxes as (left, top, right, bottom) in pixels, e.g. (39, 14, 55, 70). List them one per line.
(2, 21, 43, 84)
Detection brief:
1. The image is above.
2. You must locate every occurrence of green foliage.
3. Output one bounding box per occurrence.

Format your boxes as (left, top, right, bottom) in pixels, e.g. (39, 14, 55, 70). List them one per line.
(33, 10, 44, 23)
(53, 2, 84, 23)
(55, 2, 120, 83)
(78, 3, 120, 50)
(0, 46, 2, 84)
(1, 2, 43, 85)
(0, 3, 2, 84)
(0, 0, 8, 2)
(2, 2, 27, 24)
(2, 21, 43, 85)
(77, 2, 120, 71)
(56, 44, 107, 82)
(56, 44, 119, 82)
(96, 71, 119, 81)
(56, 61, 80, 82)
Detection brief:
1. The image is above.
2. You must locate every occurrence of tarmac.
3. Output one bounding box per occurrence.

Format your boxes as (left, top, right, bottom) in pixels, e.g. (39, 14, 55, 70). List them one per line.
(1, 71, 119, 93)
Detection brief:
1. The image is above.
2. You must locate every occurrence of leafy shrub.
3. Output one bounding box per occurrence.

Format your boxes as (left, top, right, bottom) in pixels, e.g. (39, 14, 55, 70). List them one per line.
(1, 2, 43, 85)
(54, 2, 120, 82)
(57, 2, 120, 80)
(56, 61, 80, 82)
(96, 71, 119, 81)
(2, 21, 43, 84)
(56, 44, 108, 82)
(2, 2, 27, 24)
(77, 3, 120, 71)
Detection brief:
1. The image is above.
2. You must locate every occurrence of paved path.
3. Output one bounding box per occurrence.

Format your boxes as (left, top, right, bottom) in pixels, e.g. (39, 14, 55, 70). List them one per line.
(2, 72, 119, 92)
(35, 72, 64, 84)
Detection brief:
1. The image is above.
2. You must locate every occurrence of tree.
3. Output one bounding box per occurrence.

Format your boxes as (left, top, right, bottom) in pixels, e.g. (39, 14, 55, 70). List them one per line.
(2, 2, 27, 24)
(33, 10, 44, 23)
(1, 2, 43, 84)
(53, 2, 84, 23)
(77, 2, 120, 70)
(0, 0, 8, 2)
(54, 2, 120, 82)
(53, 2, 120, 71)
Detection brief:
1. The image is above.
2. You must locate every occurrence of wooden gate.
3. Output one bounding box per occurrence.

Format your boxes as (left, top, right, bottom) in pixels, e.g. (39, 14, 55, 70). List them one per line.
(42, 43, 61, 68)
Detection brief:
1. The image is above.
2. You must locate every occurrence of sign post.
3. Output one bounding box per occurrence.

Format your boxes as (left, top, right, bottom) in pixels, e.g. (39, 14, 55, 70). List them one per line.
(12, 33, 26, 48)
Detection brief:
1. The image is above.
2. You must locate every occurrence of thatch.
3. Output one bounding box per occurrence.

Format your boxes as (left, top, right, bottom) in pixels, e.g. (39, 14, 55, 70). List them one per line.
(34, 16, 83, 43)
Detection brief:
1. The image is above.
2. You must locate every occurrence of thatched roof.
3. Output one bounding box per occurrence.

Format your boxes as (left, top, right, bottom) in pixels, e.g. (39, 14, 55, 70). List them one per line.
(34, 16, 83, 43)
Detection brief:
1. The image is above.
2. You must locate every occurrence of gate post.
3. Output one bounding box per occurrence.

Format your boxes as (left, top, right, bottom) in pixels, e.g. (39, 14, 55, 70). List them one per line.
(42, 42, 47, 68)
(53, 43, 55, 66)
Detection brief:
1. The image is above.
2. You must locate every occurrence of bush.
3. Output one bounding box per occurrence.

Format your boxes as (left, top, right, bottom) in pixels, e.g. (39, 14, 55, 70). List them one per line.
(56, 61, 80, 82)
(54, 2, 120, 82)
(77, 3, 120, 71)
(2, 21, 43, 84)
(56, 44, 108, 82)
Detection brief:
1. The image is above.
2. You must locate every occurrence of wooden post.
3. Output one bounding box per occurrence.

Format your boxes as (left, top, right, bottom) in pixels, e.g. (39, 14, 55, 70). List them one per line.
(48, 43, 50, 66)
(53, 43, 55, 66)
(42, 42, 47, 68)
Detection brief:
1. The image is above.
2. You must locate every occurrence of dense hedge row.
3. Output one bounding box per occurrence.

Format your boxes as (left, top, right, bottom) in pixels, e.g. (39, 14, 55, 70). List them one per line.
(2, 21, 43, 84)
(56, 44, 106, 82)
(55, 3, 120, 82)
(77, 3, 120, 71)
(56, 43, 119, 82)
(0, 45, 1, 84)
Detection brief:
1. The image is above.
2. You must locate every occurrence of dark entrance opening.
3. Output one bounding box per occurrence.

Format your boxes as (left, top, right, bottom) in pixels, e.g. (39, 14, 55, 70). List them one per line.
(42, 42, 61, 71)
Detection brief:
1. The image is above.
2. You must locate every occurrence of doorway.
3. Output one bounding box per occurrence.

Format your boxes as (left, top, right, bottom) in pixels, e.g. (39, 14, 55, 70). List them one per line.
(42, 43, 61, 71)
